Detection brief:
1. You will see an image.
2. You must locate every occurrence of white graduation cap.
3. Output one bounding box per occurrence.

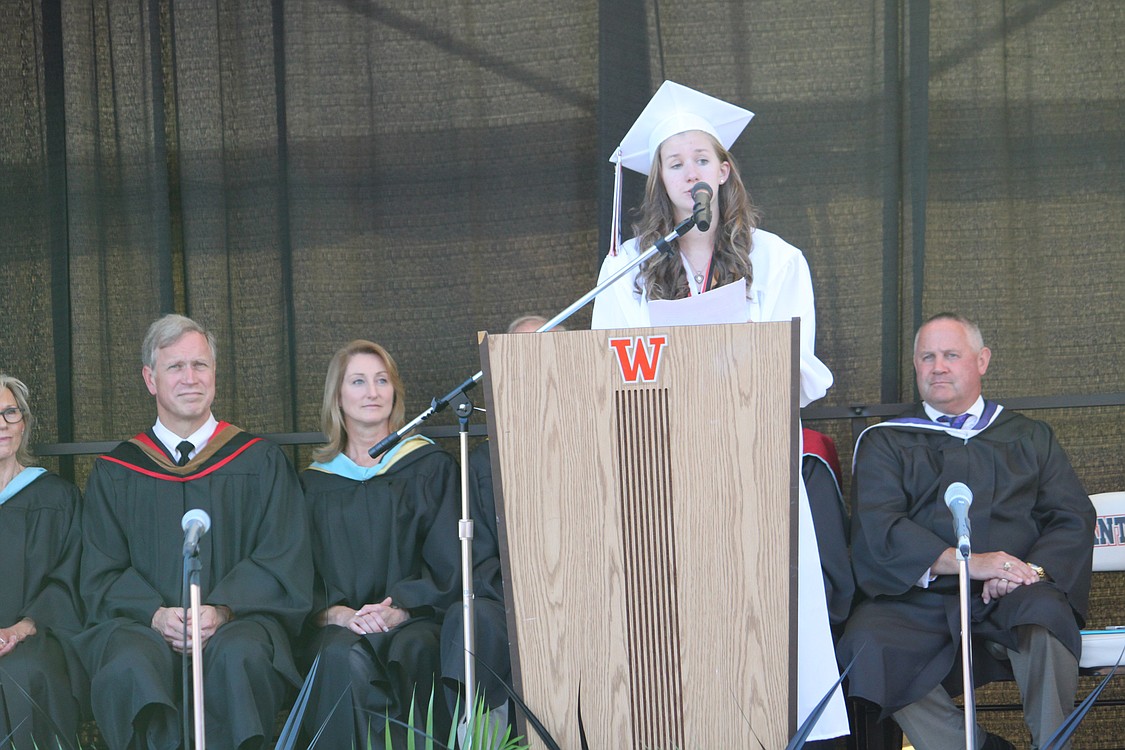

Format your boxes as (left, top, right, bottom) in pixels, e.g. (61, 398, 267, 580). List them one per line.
(607, 81, 754, 255)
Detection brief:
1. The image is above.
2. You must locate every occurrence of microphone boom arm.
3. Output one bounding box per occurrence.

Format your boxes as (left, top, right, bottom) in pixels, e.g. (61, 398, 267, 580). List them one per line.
(368, 215, 699, 458)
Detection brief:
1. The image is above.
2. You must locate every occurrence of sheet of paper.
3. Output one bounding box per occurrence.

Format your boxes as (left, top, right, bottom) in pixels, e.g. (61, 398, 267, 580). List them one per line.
(648, 278, 749, 326)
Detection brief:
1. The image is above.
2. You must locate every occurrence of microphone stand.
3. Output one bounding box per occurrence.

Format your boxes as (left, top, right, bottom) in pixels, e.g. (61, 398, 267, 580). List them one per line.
(956, 542, 975, 750)
(366, 213, 700, 715)
(187, 551, 206, 750)
(451, 390, 478, 717)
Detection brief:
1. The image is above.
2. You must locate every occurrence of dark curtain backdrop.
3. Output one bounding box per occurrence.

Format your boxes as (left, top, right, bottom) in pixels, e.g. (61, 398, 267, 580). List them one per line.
(1, 0, 1122, 495)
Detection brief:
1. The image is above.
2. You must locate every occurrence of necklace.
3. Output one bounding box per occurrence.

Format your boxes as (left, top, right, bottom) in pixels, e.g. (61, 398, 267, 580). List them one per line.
(686, 257, 711, 292)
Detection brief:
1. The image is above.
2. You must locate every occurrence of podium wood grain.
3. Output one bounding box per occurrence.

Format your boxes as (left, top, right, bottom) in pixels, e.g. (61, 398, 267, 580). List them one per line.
(481, 322, 797, 749)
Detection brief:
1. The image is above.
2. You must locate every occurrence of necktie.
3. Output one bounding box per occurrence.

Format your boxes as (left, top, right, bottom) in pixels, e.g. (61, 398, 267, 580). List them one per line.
(176, 440, 194, 466)
(938, 413, 971, 429)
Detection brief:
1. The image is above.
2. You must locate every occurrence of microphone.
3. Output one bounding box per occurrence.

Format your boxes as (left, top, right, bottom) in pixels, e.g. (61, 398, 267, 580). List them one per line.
(943, 482, 973, 557)
(181, 508, 211, 557)
(690, 182, 713, 231)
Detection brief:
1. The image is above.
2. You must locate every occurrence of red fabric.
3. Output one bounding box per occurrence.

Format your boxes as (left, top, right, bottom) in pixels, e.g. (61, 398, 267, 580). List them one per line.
(102, 422, 262, 482)
(802, 427, 842, 488)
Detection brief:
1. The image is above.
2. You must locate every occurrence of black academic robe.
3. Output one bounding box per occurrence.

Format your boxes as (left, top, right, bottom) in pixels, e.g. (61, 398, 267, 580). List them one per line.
(300, 440, 461, 746)
(76, 424, 313, 750)
(837, 406, 1095, 716)
(802, 428, 855, 629)
(0, 471, 87, 749)
(440, 440, 511, 711)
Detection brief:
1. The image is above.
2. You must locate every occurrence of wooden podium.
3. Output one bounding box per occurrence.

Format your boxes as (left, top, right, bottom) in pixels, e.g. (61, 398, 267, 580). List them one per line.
(480, 322, 799, 749)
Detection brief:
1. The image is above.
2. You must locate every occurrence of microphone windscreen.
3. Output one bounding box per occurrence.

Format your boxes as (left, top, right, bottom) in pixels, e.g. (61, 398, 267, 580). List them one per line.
(181, 508, 212, 533)
(943, 482, 973, 508)
(690, 182, 713, 201)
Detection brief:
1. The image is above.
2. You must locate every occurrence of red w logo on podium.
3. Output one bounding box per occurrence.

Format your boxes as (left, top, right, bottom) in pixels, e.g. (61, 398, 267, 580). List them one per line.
(608, 336, 668, 384)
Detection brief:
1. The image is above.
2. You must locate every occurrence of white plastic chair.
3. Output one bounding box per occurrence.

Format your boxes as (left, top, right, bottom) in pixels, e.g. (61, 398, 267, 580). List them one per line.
(1079, 491, 1125, 671)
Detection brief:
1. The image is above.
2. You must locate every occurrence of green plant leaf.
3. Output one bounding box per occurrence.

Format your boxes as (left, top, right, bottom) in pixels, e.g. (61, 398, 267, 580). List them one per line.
(275, 651, 336, 750)
(469, 660, 562, 750)
(783, 648, 860, 750)
(1041, 645, 1123, 750)
(0, 664, 78, 750)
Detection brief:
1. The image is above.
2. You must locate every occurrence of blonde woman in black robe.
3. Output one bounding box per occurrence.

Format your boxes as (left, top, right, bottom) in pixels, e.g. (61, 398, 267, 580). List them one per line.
(301, 340, 460, 746)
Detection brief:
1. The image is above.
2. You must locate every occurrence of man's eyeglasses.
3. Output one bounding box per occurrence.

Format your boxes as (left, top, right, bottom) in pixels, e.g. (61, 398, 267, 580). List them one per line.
(1, 407, 25, 424)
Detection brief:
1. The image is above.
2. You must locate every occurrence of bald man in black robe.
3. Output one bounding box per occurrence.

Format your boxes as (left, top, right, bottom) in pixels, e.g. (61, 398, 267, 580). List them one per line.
(837, 313, 1094, 750)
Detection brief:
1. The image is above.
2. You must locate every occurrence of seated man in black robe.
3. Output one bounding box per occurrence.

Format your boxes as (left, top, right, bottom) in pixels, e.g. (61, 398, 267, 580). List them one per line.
(837, 312, 1094, 750)
(76, 314, 313, 750)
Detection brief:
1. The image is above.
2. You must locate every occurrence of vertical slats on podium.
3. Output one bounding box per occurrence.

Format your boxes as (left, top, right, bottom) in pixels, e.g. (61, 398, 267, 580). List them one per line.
(615, 387, 685, 750)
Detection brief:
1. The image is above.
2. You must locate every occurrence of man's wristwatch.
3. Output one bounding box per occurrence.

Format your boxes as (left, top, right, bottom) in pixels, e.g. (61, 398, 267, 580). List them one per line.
(1027, 563, 1047, 581)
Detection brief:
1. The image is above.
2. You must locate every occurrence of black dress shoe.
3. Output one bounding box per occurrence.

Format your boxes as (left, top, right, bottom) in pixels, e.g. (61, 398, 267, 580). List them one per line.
(981, 732, 1016, 750)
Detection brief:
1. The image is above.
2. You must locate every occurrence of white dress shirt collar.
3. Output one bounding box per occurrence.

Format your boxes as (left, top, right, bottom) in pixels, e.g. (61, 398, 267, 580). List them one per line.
(922, 395, 985, 429)
(152, 414, 218, 463)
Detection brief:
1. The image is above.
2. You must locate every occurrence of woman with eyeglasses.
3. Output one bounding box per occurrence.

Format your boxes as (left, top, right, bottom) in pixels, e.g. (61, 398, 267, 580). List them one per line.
(0, 374, 87, 748)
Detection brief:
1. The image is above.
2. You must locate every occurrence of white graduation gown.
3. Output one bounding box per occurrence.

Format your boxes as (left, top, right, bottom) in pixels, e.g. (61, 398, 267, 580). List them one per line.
(591, 228, 833, 407)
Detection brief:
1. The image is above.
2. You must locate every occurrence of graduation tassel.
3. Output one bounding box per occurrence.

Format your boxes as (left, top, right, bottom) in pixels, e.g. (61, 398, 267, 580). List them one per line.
(609, 147, 623, 257)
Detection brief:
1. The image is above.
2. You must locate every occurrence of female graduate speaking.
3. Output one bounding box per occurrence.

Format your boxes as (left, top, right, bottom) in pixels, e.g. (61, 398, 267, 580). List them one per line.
(591, 80, 832, 408)
(591, 81, 847, 741)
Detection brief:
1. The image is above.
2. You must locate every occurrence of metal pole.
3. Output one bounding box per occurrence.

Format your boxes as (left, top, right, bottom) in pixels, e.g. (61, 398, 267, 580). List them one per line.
(456, 398, 477, 721)
(957, 548, 975, 750)
(189, 565, 206, 750)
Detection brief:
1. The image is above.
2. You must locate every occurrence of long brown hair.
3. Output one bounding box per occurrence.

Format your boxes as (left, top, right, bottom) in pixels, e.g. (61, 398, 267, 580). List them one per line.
(633, 133, 760, 301)
(313, 340, 406, 463)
